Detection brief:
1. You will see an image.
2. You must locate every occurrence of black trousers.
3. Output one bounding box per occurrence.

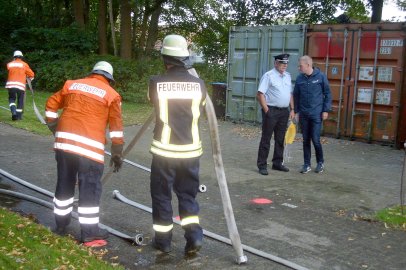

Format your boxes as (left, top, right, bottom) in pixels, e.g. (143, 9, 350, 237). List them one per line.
(54, 150, 104, 238)
(257, 107, 289, 169)
(150, 154, 203, 245)
(8, 88, 25, 117)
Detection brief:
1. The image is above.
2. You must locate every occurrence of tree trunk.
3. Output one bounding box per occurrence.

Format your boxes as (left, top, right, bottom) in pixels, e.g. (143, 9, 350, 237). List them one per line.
(73, 0, 85, 27)
(370, 0, 384, 23)
(138, 12, 149, 53)
(108, 0, 118, 56)
(83, 0, 90, 26)
(98, 0, 108, 55)
(145, 5, 162, 54)
(120, 0, 132, 59)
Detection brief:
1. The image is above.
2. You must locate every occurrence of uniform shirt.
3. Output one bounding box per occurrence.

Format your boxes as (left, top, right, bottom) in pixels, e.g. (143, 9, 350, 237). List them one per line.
(148, 66, 207, 159)
(6, 58, 35, 91)
(258, 68, 292, 107)
(45, 74, 124, 164)
(293, 68, 332, 116)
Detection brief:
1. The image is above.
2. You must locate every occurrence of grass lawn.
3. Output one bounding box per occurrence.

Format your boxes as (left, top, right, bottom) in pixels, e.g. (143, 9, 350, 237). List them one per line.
(0, 207, 123, 269)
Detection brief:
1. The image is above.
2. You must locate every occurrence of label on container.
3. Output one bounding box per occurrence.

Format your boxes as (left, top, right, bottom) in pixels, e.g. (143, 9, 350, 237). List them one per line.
(377, 67, 393, 82)
(357, 88, 372, 103)
(379, 47, 392, 54)
(359, 66, 374, 81)
(375, 89, 391, 105)
(234, 52, 245, 59)
(381, 39, 403, 47)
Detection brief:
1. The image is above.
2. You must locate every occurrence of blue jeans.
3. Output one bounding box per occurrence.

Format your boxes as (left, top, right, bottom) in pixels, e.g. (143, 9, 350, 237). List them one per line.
(300, 113, 324, 166)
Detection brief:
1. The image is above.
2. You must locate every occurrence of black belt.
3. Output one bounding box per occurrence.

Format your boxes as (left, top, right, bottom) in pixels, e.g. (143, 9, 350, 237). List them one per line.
(268, 106, 288, 110)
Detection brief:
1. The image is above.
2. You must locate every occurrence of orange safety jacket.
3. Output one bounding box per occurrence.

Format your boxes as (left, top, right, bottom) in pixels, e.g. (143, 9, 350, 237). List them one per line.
(5, 58, 35, 91)
(45, 74, 124, 164)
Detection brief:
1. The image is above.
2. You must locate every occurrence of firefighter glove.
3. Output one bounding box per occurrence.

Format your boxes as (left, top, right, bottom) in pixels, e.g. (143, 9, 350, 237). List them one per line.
(110, 144, 123, 173)
(47, 120, 58, 136)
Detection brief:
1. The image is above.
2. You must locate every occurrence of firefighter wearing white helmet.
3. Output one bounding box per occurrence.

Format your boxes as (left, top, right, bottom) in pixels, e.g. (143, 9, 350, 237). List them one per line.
(92, 61, 115, 83)
(13, 50, 23, 58)
(45, 61, 124, 247)
(148, 34, 207, 255)
(5, 50, 35, 120)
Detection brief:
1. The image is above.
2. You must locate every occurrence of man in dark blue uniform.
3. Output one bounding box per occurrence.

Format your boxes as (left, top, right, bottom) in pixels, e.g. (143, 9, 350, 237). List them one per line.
(257, 53, 295, 175)
(148, 34, 207, 255)
(293, 55, 332, 173)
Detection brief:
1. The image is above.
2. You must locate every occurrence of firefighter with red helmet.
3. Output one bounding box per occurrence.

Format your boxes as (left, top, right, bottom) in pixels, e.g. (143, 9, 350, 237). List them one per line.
(5, 50, 35, 120)
(45, 61, 124, 247)
(148, 34, 207, 255)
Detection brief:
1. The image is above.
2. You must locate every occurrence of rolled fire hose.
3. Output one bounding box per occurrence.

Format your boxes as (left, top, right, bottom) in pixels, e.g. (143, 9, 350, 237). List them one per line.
(101, 112, 155, 185)
(113, 190, 309, 270)
(26, 78, 46, 125)
(0, 169, 144, 245)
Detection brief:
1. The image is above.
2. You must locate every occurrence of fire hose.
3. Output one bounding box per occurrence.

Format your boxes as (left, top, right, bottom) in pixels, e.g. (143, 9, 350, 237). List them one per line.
(101, 112, 155, 185)
(204, 95, 247, 264)
(0, 168, 144, 245)
(113, 190, 309, 270)
(104, 151, 207, 193)
(26, 78, 46, 125)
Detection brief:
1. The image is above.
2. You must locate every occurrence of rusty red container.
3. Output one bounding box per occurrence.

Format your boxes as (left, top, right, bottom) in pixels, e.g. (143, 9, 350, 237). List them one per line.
(305, 23, 406, 148)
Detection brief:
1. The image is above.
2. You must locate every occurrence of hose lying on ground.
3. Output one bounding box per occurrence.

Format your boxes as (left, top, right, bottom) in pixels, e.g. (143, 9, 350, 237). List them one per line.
(0, 171, 144, 245)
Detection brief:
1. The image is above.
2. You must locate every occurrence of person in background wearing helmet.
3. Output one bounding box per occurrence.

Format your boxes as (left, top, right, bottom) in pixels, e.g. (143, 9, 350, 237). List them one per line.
(5, 50, 35, 120)
(45, 61, 124, 247)
(148, 34, 207, 255)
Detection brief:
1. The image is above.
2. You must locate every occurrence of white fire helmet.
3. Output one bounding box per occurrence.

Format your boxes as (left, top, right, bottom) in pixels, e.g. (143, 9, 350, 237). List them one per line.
(161, 34, 189, 57)
(13, 50, 23, 58)
(92, 61, 114, 82)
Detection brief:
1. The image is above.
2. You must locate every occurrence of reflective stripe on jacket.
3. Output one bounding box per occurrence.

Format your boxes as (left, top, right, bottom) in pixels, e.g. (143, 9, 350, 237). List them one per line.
(45, 74, 124, 163)
(6, 59, 35, 91)
(148, 66, 207, 159)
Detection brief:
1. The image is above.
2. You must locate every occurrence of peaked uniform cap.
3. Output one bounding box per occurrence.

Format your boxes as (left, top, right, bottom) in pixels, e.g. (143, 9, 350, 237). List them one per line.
(274, 53, 290, 64)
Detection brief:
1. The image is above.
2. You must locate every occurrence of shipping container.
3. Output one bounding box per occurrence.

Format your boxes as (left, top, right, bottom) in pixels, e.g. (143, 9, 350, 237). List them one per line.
(306, 23, 406, 148)
(226, 23, 406, 148)
(226, 25, 306, 122)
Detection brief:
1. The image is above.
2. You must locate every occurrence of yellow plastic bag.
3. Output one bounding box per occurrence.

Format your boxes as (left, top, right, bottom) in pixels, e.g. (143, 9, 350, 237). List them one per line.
(285, 121, 296, 144)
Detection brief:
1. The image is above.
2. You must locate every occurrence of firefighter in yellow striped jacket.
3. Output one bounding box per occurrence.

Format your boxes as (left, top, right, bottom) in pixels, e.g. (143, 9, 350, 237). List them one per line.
(45, 61, 124, 247)
(148, 34, 207, 255)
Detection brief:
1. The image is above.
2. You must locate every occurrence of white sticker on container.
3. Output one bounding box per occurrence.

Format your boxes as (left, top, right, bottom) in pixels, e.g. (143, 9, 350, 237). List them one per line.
(381, 39, 403, 47)
(359, 66, 374, 81)
(375, 89, 391, 105)
(379, 47, 392, 54)
(377, 67, 392, 82)
(357, 88, 372, 103)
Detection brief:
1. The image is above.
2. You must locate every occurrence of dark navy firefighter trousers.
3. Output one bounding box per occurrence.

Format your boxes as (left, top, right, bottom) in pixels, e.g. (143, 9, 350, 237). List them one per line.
(150, 154, 203, 246)
(8, 88, 25, 119)
(53, 150, 104, 240)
